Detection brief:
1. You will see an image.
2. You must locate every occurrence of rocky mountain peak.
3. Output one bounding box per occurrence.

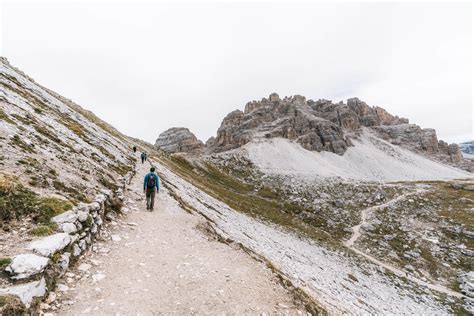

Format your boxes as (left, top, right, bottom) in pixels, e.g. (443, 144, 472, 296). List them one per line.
(155, 127, 204, 154)
(152, 92, 472, 172)
(207, 93, 472, 172)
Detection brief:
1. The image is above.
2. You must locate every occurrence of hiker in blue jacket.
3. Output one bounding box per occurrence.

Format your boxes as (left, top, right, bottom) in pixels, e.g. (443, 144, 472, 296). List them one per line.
(143, 167, 160, 211)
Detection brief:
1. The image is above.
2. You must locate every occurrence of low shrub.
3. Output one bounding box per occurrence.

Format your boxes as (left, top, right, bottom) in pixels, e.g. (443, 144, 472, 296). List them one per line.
(0, 257, 11, 268)
(0, 174, 72, 225)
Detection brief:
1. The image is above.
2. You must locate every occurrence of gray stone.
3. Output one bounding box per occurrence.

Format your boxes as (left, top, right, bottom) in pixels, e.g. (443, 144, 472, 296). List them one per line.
(77, 211, 89, 222)
(91, 224, 98, 234)
(27, 233, 72, 257)
(79, 239, 87, 250)
(5, 254, 50, 280)
(89, 201, 101, 211)
(58, 252, 71, 274)
(0, 277, 47, 307)
(60, 223, 77, 234)
(72, 244, 82, 257)
(51, 211, 78, 224)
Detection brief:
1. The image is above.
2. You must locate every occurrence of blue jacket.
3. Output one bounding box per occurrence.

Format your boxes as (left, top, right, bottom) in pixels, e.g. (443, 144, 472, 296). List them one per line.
(144, 172, 160, 191)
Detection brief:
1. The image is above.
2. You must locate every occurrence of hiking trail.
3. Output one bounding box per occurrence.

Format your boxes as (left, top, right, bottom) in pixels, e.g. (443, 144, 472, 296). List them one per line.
(343, 190, 465, 299)
(57, 158, 301, 315)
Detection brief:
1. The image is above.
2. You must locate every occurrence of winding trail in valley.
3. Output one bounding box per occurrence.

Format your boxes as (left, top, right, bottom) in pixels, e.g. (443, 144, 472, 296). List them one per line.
(58, 159, 301, 315)
(343, 190, 465, 299)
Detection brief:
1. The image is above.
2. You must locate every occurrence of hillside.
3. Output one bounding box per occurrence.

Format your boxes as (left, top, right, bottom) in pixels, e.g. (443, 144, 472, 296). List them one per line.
(1, 59, 472, 315)
(153, 94, 473, 313)
(237, 131, 471, 181)
(0, 58, 142, 313)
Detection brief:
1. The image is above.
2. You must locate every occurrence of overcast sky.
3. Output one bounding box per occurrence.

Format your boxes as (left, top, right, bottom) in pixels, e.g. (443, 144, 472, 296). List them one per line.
(1, 1, 472, 144)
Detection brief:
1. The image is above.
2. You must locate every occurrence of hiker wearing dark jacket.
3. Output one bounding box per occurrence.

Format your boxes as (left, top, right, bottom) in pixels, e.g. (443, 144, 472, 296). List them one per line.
(144, 167, 160, 211)
(141, 152, 145, 164)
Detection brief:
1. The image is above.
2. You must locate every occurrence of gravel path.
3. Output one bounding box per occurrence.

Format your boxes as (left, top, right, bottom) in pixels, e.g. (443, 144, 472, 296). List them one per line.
(57, 162, 300, 315)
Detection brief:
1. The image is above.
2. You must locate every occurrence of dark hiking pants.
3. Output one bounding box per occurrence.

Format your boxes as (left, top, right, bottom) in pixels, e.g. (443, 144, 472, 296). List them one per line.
(146, 188, 156, 210)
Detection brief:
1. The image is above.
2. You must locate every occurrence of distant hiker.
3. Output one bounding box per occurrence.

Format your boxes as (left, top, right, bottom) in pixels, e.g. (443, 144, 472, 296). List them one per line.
(133, 146, 137, 153)
(141, 152, 145, 164)
(144, 152, 148, 161)
(144, 167, 160, 211)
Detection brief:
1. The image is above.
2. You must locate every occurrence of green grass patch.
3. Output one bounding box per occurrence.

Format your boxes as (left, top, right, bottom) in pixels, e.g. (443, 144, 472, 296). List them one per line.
(37, 197, 72, 224)
(52, 180, 89, 203)
(0, 257, 11, 268)
(0, 174, 72, 225)
(110, 162, 133, 177)
(98, 174, 118, 191)
(29, 222, 58, 236)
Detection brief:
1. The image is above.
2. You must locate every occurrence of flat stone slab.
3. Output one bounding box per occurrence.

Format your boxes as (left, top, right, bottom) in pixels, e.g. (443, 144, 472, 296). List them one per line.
(0, 277, 46, 307)
(52, 210, 78, 224)
(27, 233, 72, 257)
(5, 254, 50, 280)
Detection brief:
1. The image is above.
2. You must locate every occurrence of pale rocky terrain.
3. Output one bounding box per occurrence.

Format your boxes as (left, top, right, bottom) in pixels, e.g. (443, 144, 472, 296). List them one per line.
(1, 59, 473, 315)
(153, 94, 473, 313)
(0, 60, 304, 314)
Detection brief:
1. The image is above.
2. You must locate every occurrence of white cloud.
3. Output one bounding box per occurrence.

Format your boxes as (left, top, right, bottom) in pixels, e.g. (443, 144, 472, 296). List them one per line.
(1, 1, 472, 143)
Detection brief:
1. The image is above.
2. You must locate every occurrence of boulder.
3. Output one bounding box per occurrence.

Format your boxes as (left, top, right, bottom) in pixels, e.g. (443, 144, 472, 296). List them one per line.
(58, 252, 71, 274)
(51, 211, 78, 224)
(89, 201, 101, 211)
(27, 233, 72, 257)
(72, 244, 82, 257)
(5, 254, 50, 280)
(0, 277, 47, 308)
(60, 223, 77, 234)
(77, 211, 89, 222)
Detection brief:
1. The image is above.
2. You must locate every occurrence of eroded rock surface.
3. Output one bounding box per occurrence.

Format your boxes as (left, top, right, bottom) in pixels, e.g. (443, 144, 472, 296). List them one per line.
(155, 127, 204, 154)
(204, 93, 472, 171)
(27, 233, 71, 257)
(5, 254, 50, 280)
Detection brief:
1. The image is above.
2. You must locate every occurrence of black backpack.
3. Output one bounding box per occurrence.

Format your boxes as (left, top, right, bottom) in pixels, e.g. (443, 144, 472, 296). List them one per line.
(147, 174, 156, 188)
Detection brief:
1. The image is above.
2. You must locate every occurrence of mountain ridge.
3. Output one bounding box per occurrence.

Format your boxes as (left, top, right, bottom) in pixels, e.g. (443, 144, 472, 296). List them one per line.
(155, 92, 472, 173)
(1, 58, 473, 314)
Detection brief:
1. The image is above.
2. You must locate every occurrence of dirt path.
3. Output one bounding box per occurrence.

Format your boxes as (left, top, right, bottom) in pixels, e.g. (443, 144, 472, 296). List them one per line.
(344, 191, 417, 248)
(57, 162, 301, 315)
(343, 190, 464, 299)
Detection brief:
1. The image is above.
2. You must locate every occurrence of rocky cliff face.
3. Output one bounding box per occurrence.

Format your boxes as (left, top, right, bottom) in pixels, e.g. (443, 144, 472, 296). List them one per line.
(156, 93, 472, 172)
(155, 127, 204, 154)
(207, 94, 350, 155)
(204, 93, 472, 172)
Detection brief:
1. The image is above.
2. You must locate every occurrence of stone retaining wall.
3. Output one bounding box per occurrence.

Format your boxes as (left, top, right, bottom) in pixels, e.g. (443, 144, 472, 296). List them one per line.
(0, 167, 136, 314)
